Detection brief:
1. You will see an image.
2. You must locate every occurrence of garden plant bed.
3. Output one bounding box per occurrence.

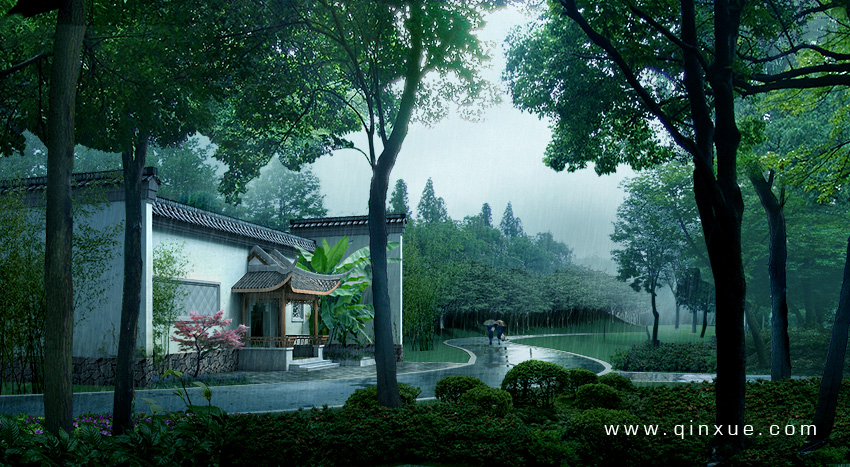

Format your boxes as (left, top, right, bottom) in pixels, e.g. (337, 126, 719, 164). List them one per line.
(2, 378, 848, 466)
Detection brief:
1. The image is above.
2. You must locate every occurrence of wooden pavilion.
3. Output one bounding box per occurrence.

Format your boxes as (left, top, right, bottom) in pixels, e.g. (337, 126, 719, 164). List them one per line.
(231, 246, 344, 365)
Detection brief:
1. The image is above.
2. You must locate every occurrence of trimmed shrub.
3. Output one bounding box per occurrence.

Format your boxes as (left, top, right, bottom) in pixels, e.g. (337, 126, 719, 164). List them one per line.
(565, 408, 645, 466)
(344, 383, 421, 411)
(434, 376, 487, 404)
(574, 383, 622, 410)
(565, 368, 598, 393)
(459, 386, 513, 417)
(611, 341, 716, 372)
(598, 372, 635, 392)
(500, 360, 570, 408)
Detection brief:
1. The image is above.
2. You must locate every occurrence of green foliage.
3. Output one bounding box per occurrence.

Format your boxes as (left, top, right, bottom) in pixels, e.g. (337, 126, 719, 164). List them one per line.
(434, 375, 487, 404)
(499, 202, 523, 238)
(564, 368, 599, 394)
(297, 236, 399, 346)
(2, 379, 850, 466)
(0, 189, 120, 394)
(598, 373, 635, 392)
(210, 0, 495, 201)
(343, 383, 421, 412)
(459, 386, 513, 417)
(574, 383, 622, 410)
(416, 178, 448, 224)
(388, 179, 410, 218)
(152, 138, 225, 212)
(236, 162, 327, 231)
(565, 408, 646, 467)
(612, 341, 717, 373)
(780, 327, 850, 376)
(611, 165, 697, 343)
(152, 242, 190, 365)
(501, 360, 570, 408)
(403, 214, 642, 343)
(0, 407, 230, 466)
(224, 404, 569, 466)
(504, 12, 671, 176)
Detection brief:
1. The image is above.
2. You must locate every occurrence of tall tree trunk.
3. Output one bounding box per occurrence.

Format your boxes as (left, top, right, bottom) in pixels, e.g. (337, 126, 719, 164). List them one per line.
(745, 302, 768, 369)
(370, 1, 423, 409)
(650, 285, 659, 347)
(805, 237, 850, 446)
(674, 301, 680, 329)
(748, 169, 791, 380)
(692, 308, 698, 333)
(370, 160, 401, 408)
(112, 137, 148, 435)
(687, 0, 747, 456)
(43, 0, 85, 436)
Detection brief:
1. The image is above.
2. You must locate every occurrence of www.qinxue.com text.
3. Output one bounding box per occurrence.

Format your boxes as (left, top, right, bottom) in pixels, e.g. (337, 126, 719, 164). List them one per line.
(604, 422, 816, 439)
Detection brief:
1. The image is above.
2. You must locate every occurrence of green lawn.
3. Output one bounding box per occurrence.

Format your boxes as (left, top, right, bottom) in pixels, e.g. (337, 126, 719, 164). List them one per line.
(404, 323, 715, 364)
(403, 329, 479, 363)
(513, 325, 716, 363)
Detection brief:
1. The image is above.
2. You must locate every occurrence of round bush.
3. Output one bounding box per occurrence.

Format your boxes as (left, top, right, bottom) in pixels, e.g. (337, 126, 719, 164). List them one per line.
(500, 360, 570, 408)
(434, 376, 487, 404)
(574, 383, 621, 410)
(459, 386, 513, 417)
(598, 372, 635, 392)
(566, 408, 645, 466)
(343, 383, 421, 411)
(565, 368, 598, 393)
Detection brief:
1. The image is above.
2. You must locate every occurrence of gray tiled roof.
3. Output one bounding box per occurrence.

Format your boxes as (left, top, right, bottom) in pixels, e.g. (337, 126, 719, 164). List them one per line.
(232, 245, 343, 294)
(153, 199, 315, 251)
(290, 270, 343, 294)
(289, 213, 406, 229)
(231, 271, 289, 292)
(0, 169, 150, 194)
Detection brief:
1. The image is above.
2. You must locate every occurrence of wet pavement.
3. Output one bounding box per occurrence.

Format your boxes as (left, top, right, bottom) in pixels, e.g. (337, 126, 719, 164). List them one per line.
(208, 337, 609, 414)
(0, 337, 611, 416)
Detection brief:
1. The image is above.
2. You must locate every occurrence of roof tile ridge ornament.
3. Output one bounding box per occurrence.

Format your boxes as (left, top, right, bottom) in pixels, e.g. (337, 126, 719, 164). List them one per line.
(269, 249, 296, 270)
(247, 246, 290, 275)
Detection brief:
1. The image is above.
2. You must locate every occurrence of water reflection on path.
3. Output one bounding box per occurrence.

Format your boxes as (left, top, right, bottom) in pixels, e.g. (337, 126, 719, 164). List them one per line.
(0, 336, 610, 416)
(432, 337, 607, 390)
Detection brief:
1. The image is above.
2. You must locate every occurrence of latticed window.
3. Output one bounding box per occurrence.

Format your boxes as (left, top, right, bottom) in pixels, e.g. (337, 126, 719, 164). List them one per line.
(292, 303, 304, 322)
(176, 280, 220, 317)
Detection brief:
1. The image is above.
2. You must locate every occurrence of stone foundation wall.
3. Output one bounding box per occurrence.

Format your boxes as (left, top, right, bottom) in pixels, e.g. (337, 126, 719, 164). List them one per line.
(71, 349, 238, 387)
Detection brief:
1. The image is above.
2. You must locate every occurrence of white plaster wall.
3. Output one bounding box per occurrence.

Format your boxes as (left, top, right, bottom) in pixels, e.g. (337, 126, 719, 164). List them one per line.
(153, 228, 250, 354)
(72, 201, 127, 358)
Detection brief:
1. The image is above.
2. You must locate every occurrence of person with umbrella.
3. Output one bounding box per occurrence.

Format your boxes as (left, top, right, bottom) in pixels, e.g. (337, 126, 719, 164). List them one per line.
(484, 319, 497, 345)
(496, 320, 506, 345)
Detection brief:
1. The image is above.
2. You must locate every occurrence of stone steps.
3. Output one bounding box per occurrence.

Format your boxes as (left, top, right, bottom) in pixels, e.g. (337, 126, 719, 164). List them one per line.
(288, 358, 339, 372)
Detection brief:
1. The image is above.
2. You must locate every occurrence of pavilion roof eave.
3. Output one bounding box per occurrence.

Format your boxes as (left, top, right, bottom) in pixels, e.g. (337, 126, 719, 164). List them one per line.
(231, 272, 292, 293)
(290, 282, 340, 296)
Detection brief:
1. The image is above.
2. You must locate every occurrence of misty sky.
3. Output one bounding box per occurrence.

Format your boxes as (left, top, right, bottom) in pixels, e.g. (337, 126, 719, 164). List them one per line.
(308, 7, 635, 265)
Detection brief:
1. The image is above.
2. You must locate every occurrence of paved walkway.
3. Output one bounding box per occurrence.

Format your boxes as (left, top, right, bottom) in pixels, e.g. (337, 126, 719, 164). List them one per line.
(1, 335, 751, 417)
(0, 337, 608, 417)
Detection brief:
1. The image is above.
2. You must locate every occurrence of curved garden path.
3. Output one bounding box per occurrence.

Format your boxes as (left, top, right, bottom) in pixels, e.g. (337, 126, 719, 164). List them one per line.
(0, 336, 610, 417)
